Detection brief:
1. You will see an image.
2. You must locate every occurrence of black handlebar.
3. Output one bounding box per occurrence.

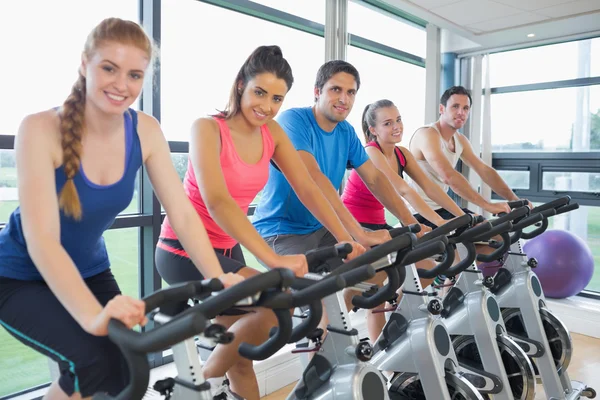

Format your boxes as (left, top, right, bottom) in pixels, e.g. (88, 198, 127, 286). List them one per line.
(507, 199, 529, 208)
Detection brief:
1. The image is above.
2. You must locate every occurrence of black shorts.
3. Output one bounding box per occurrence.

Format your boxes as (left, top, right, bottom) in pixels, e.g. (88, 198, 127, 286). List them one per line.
(155, 238, 246, 284)
(414, 207, 474, 229)
(359, 222, 395, 231)
(0, 269, 128, 397)
(155, 238, 248, 316)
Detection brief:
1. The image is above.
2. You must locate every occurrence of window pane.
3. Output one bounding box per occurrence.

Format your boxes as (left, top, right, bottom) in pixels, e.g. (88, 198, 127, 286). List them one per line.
(161, 1, 325, 141)
(347, 46, 426, 147)
(543, 171, 600, 193)
(489, 38, 600, 87)
(490, 85, 600, 152)
(348, 1, 426, 58)
(528, 205, 599, 293)
(0, 150, 18, 223)
(0, 329, 51, 397)
(252, 0, 325, 24)
(171, 153, 190, 182)
(104, 228, 140, 300)
(0, 0, 139, 136)
(497, 170, 530, 190)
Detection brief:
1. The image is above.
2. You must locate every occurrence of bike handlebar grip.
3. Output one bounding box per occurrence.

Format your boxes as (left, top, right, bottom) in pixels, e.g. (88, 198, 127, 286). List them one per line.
(389, 224, 421, 237)
(305, 243, 352, 269)
(417, 214, 473, 244)
(330, 234, 414, 276)
(193, 278, 224, 294)
(335, 243, 354, 258)
(453, 221, 492, 243)
(143, 281, 200, 314)
(530, 196, 570, 214)
(288, 299, 323, 343)
(415, 241, 455, 279)
(238, 308, 292, 360)
(193, 269, 295, 318)
(471, 221, 513, 242)
(477, 231, 511, 263)
(512, 212, 544, 232)
(403, 239, 447, 266)
(555, 202, 579, 215)
(507, 199, 528, 208)
(340, 265, 377, 287)
(291, 275, 347, 307)
(352, 266, 400, 309)
(445, 241, 477, 276)
(490, 206, 529, 227)
(521, 217, 549, 240)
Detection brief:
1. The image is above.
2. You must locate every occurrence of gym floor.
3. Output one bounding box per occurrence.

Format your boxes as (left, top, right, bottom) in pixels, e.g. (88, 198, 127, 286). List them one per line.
(261, 332, 600, 400)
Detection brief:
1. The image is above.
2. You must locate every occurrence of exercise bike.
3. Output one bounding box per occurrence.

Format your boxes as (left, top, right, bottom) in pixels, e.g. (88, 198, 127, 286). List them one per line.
(486, 196, 596, 400)
(92, 245, 365, 400)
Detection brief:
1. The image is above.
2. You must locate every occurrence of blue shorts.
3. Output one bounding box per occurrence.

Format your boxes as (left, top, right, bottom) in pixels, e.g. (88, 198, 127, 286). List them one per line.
(0, 269, 128, 397)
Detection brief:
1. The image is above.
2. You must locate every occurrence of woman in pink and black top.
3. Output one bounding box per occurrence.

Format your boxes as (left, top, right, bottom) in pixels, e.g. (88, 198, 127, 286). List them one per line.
(156, 46, 363, 400)
(342, 99, 465, 231)
(341, 100, 466, 326)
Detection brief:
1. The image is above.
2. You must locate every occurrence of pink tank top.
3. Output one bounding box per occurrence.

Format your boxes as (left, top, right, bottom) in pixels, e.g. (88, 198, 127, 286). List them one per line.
(341, 141, 406, 225)
(160, 117, 275, 250)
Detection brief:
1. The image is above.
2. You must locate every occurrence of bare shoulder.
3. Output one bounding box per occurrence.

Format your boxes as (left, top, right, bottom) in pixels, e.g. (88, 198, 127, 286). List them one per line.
(135, 110, 162, 136)
(16, 109, 62, 166)
(192, 117, 220, 135)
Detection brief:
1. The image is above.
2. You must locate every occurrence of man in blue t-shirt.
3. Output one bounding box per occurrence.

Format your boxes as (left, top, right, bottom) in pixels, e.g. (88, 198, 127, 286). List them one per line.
(253, 59, 424, 253)
(252, 60, 426, 341)
(253, 60, 422, 250)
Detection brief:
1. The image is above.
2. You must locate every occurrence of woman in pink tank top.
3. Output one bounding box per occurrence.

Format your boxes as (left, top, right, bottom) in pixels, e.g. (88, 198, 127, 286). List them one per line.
(342, 99, 467, 316)
(342, 99, 465, 230)
(156, 46, 364, 400)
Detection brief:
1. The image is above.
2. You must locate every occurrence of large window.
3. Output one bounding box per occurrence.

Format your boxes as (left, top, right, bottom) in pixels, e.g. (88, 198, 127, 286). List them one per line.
(487, 37, 600, 295)
(0, 0, 139, 136)
(253, 0, 326, 25)
(488, 38, 600, 87)
(161, 0, 325, 141)
(348, 1, 426, 59)
(346, 46, 426, 147)
(490, 85, 600, 152)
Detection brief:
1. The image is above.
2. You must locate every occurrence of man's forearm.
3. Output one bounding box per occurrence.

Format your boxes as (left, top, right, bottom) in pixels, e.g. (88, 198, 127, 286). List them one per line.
(483, 168, 519, 201)
(447, 170, 490, 208)
(311, 172, 365, 239)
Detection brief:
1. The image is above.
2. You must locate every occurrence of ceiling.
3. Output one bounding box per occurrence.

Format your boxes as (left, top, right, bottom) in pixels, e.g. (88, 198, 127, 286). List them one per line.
(382, 0, 600, 54)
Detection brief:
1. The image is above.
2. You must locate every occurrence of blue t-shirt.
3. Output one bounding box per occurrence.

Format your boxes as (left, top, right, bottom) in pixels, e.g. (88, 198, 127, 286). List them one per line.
(252, 107, 369, 237)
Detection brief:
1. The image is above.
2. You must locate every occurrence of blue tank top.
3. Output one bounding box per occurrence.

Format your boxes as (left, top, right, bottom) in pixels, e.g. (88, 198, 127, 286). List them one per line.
(0, 109, 143, 281)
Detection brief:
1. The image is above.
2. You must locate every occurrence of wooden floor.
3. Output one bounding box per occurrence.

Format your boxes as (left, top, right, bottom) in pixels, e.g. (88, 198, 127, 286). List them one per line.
(262, 332, 599, 399)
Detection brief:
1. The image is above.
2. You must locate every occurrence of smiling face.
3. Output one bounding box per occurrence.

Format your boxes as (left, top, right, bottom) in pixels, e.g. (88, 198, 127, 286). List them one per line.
(314, 72, 358, 124)
(81, 41, 149, 115)
(238, 72, 288, 127)
(370, 106, 404, 145)
(439, 94, 471, 130)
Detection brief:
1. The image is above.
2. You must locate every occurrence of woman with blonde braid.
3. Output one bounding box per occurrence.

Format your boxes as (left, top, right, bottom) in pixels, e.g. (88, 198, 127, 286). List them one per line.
(0, 18, 241, 400)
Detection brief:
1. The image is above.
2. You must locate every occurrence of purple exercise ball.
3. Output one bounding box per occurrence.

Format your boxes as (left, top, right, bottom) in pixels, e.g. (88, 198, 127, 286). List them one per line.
(522, 229, 594, 298)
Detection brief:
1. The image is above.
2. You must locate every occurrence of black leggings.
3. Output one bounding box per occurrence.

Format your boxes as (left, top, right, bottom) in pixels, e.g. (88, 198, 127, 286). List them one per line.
(0, 269, 128, 397)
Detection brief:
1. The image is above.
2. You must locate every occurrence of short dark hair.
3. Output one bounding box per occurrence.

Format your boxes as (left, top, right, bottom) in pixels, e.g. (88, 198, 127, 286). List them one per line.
(219, 45, 293, 119)
(314, 60, 360, 101)
(440, 86, 472, 107)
